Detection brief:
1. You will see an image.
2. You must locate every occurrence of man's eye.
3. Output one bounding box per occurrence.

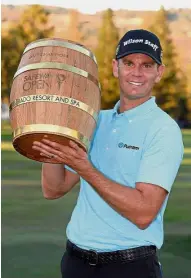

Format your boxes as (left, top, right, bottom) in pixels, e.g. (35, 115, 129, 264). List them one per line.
(144, 64, 152, 68)
(124, 62, 132, 66)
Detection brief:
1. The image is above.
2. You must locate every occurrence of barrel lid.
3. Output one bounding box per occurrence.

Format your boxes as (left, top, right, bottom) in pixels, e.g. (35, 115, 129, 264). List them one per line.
(23, 38, 98, 65)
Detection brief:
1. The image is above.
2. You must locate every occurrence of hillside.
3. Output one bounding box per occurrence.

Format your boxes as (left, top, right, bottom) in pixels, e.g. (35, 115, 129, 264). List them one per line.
(2, 5, 191, 90)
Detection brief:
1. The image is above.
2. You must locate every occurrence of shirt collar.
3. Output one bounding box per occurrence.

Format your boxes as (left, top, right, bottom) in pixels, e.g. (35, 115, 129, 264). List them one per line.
(112, 96, 157, 120)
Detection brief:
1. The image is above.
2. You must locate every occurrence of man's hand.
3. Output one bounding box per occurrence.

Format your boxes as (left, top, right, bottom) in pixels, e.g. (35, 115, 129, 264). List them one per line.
(32, 138, 93, 173)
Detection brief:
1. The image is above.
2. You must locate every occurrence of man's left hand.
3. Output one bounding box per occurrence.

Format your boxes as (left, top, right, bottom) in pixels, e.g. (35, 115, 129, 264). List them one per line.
(32, 138, 93, 173)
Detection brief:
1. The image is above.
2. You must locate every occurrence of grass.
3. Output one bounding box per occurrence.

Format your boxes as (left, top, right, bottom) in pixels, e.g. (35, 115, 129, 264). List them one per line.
(1, 122, 191, 278)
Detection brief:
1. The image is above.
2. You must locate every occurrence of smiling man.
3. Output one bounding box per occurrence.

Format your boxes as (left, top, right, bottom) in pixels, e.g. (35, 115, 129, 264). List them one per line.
(33, 29, 184, 278)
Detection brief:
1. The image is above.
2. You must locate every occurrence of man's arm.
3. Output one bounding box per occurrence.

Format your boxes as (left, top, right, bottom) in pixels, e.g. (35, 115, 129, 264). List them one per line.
(42, 163, 80, 199)
(78, 165, 167, 229)
(32, 132, 182, 228)
(77, 123, 183, 229)
(32, 140, 80, 200)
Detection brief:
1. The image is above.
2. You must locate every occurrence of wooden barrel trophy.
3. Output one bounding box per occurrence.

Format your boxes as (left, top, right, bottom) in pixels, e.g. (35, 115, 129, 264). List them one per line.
(9, 38, 101, 163)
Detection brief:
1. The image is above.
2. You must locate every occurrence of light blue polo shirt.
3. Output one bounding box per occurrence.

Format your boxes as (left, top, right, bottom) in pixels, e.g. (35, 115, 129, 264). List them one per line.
(65, 97, 184, 251)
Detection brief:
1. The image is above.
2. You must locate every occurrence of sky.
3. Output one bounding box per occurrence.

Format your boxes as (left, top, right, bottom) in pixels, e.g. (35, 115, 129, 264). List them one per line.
(2, 0, 191, 14)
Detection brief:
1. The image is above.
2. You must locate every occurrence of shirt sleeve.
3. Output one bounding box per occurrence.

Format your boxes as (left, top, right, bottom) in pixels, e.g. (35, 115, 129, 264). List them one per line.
(136, 123, 184, 192)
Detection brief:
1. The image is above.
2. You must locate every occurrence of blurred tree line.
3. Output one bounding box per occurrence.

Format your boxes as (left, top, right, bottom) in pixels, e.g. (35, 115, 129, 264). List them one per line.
(1, 5, 191, 127)
(2, 5, 54, 100)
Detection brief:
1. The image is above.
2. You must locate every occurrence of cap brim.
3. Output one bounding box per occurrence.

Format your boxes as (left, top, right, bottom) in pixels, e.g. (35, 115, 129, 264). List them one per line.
(116, 50, 162, 65)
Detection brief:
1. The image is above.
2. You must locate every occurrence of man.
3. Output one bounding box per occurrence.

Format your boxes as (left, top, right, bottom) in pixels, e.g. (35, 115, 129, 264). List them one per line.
(33, 29, 184, 278)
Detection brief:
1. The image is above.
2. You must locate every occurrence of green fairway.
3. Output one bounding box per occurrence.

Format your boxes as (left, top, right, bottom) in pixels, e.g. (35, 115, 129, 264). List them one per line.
(1, 124, 191, 278)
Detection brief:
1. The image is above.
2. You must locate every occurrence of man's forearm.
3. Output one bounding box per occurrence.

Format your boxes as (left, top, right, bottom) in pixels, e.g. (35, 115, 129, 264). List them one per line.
(78, 165, 150, 229)
(42, 163, 66, 197)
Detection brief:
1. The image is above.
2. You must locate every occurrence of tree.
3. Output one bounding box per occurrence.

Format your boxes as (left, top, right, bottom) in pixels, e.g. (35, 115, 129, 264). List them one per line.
(148, 6, 188, 120)
(185, 63, 191, 127)
(1, 5, 54, 101)
(95, 9, 119, 109)
(66, 9, 83, 43)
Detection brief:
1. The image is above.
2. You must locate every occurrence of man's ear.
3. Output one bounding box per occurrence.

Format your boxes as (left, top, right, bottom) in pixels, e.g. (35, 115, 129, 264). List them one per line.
(112, 59, 119, 78)
(155, 64, 165, 83)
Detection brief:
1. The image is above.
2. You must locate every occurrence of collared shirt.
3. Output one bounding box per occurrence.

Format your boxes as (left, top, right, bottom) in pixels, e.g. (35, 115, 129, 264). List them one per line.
(66, 97, 184, 251)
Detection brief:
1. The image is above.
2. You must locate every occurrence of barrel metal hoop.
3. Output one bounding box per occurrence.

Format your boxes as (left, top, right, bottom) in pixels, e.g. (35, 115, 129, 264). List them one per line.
(13, 62, 100, 90)
(23, 40, 97, 65)
(9, 94, 98, 122)
(13, 124, 90, 150)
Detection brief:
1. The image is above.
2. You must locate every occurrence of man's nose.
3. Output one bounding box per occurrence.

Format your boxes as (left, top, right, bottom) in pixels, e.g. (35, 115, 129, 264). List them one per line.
(132, 65, 142, 76)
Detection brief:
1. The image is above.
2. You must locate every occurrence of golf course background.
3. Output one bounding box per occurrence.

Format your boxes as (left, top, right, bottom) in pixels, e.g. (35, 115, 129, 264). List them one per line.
(1, 120, 191, 278)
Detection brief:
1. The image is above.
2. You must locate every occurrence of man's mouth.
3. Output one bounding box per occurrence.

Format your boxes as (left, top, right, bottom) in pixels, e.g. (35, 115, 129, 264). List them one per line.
(128, 81, 143, 86)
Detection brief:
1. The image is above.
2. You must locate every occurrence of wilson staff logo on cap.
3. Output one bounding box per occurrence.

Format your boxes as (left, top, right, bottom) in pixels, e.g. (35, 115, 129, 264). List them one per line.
(115, 29, 163, 65)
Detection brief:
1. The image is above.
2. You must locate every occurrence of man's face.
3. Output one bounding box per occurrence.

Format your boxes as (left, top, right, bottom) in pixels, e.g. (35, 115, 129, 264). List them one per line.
(112, 53, 165, 100)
